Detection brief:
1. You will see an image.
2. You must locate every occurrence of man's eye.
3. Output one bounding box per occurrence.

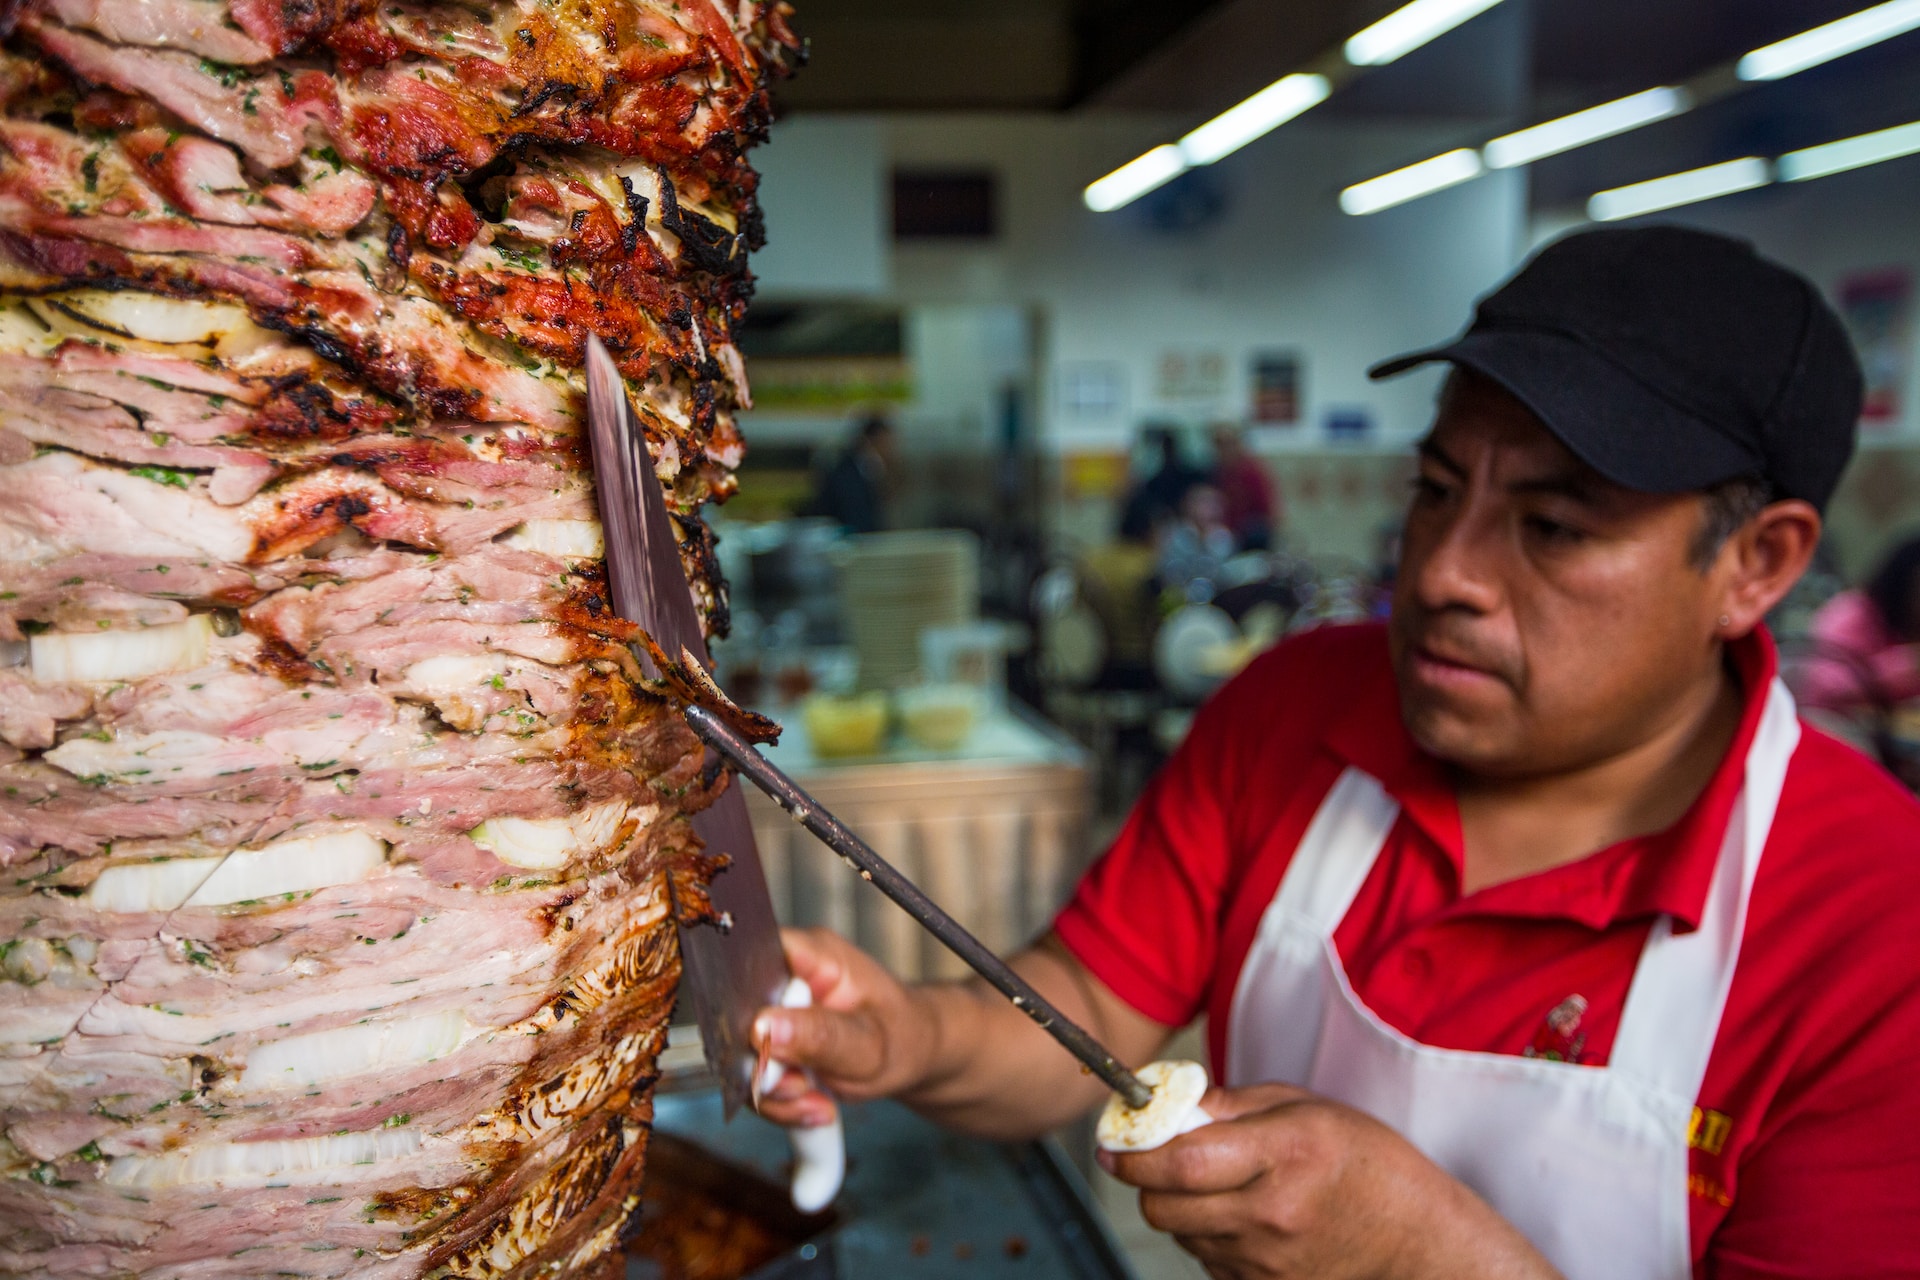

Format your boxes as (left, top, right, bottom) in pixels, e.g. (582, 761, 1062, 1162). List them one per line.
(1410, 476, 1451, 502)
(1524, 514, 1584, 544)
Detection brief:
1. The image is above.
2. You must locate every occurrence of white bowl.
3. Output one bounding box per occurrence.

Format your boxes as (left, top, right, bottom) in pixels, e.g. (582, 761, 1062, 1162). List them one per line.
(895, 683, 986, 751)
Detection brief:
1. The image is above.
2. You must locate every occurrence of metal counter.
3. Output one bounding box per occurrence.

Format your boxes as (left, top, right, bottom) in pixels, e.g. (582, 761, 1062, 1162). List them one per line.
(632, 1087, 1137, 1280)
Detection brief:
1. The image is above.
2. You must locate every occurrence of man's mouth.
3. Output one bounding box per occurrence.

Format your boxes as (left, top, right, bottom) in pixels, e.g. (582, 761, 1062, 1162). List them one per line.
(1406, 641, 1510, 692)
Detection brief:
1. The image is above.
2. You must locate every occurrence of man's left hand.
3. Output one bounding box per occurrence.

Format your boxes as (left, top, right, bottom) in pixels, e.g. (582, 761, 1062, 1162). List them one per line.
(1099, 1083, 1561, 1280)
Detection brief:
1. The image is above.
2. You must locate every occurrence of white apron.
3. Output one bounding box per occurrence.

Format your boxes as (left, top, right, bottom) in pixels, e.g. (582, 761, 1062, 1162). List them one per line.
(1225, 679, 1800, 1280)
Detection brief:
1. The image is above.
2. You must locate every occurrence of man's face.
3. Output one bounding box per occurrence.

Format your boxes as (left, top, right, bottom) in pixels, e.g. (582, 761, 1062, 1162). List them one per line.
(1389, 372, 1729, 779)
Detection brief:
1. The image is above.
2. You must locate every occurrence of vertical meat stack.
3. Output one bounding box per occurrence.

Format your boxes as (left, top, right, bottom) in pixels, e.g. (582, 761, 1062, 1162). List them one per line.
(0, 0, 797, 1274)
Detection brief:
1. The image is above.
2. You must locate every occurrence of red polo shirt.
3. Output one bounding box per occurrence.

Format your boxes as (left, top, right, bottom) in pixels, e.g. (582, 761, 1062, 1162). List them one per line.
(1056, 622, 1920, 1278)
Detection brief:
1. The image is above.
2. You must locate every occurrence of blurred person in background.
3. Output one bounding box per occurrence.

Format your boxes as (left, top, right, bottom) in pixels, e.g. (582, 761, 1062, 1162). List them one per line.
(1118, 424, 1205, 542)
(1792, 534, 1920, 717)
(1155, 482, 1236, 596)
(1210, 423, 1280, 550)
(1790, 535, 1920, 790)
(807, 412, 895, 534)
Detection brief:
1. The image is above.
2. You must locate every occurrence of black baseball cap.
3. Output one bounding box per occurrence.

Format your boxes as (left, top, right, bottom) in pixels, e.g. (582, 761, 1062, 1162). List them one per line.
(1370, 225, 1863, 512)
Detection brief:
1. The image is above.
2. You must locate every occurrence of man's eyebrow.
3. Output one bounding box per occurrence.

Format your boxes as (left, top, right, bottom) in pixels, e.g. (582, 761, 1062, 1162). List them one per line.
(1415, 438, 1464, 476)
(1509, 469, 1606, 502)
(1417, 438, 1611, 502)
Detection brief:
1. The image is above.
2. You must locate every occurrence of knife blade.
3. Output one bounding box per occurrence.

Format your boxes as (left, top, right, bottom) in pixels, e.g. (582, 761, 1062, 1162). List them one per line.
(582, 337, 792, 1116)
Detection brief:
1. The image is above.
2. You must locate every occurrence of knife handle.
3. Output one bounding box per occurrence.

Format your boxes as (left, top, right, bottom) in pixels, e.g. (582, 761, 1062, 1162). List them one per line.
(757, 977, 846, 1212)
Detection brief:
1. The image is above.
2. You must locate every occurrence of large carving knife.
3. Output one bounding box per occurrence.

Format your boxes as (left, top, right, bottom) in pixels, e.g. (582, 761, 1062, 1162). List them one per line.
(583, 338, 843, 1211)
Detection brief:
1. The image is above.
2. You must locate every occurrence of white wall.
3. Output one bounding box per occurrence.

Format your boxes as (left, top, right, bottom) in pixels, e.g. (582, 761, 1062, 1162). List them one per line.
(881, 113, 1526, 454)
(752, 117, 890, 296)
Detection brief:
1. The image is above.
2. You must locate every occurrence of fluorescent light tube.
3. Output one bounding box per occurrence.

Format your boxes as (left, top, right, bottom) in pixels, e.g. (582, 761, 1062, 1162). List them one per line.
(1737, 0, 1920, 80)
(1483, 87, 1690, 169)
(1084, 145, 1187, 213)
(1340, 149, 1485, 215)
(1587, 157, 1772, 222)
(1085, 72, 1335, 212)
(1178, 74, 1332, 166)
(1778, 119, 1920, 181)
(1346, 0, 1507, 66)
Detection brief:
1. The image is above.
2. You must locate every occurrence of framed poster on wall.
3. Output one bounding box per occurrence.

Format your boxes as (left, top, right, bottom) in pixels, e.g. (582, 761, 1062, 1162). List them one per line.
(1250, 350, 1302, 425)
(1156, 349, 1226, 403)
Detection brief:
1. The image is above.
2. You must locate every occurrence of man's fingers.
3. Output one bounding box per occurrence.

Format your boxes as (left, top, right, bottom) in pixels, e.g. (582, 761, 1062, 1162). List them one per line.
(1169, 1232, 1246, 1280)
(752, 1003, 886, 1085)
(761, 1070, 812, 1102)
(1138, 1186, 1259, 1241)
(753, 1085, 838, 1130)
(1107, 1120, 1269, 1195)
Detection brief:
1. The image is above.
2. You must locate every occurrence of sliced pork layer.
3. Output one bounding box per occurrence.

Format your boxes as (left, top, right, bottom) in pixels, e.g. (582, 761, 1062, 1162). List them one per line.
(0, 0, 796, 1274)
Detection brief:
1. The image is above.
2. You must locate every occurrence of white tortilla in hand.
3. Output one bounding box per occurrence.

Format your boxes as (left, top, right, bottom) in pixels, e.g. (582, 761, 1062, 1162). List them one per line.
(1097, 1060, 1214, 1153)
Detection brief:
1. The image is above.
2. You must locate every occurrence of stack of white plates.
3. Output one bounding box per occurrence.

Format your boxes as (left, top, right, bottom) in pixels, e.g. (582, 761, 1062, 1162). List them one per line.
(838, 531, 980, 691)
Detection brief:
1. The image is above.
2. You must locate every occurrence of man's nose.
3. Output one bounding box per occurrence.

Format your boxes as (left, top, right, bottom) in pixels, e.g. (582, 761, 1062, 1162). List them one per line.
(1409, 503, 1504, 617)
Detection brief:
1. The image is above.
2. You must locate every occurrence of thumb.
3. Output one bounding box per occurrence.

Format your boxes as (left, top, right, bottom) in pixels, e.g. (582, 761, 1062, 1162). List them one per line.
(753, 1002, 887, 1088)
(1197, 1080, 1312, 1123)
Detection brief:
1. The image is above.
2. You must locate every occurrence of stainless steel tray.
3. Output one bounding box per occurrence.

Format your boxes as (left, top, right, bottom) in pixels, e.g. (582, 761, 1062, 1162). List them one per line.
(631, 1085, 1138, 1280)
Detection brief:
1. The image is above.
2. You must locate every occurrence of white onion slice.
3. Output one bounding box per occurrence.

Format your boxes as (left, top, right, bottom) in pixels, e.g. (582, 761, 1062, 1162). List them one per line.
(86, 831, 387, 913)
(87, 857, 224, 913)
(468, 802, 627, 871)
(244, 1009, 466, 1090)
(402, 653, 508, 691)
(501, 519, 605, 559)
(30, 614, 212, 684)
(40, 291, 259, 347)
(0, 301, 52, 356)
(184, 830, 388, 907)
(103, 1128, 424, 1190)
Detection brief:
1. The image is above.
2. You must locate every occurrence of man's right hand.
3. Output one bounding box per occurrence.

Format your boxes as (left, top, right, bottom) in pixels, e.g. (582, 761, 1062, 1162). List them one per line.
(750, 925, 1173, 1140)
(750, 927, 939, 1129)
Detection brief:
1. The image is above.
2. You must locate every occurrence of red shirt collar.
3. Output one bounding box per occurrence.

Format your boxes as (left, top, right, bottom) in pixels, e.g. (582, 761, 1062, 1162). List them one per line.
(1322, 626, 1780, 932)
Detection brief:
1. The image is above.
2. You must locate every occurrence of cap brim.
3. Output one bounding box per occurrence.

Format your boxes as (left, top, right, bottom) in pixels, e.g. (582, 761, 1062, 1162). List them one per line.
(1369, 330, 1764, 495)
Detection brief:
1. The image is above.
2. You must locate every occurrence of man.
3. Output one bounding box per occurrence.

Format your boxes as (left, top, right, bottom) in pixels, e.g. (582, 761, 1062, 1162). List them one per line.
(1119, 424, 1206, 542)
(752, 227, 1920, 1278)
(1211, 423, 1281, 550)
(807, 412, 894, 533)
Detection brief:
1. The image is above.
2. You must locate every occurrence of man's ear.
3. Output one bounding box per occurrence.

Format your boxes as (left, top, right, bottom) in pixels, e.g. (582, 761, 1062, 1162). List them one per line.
(1714, 500, 1821, 639)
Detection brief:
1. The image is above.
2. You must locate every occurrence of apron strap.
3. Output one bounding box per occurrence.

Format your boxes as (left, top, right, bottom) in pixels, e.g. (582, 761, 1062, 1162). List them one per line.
(1609, 678, 1801, 1099)
(1269, 766, 1401, 931)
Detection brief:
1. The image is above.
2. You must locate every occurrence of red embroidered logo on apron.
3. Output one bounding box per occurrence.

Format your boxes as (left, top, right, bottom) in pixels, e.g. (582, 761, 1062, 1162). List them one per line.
(1522, 995, 1591, 1063)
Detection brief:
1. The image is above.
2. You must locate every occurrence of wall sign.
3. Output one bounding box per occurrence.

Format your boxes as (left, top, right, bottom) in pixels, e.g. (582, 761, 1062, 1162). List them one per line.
(1059, 361, 1125, 420)
(1156, 349, 1226, 402)
(1249, 350, 1302, 425)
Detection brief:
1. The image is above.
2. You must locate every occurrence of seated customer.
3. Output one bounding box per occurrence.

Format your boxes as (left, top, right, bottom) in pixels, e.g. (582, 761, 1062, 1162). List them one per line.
(1792, 535, 1920, 715)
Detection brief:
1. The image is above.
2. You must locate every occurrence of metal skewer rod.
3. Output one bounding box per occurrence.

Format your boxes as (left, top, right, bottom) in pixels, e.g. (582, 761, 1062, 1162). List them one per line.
(684, 704, 1155, 1111)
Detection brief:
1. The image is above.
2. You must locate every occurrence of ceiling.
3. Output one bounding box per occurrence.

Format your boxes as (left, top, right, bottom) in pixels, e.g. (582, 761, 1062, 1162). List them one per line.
(773, 0, 1920, 209)
(769, 0, 1228, 112)
(773, 0, 1913, 114)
